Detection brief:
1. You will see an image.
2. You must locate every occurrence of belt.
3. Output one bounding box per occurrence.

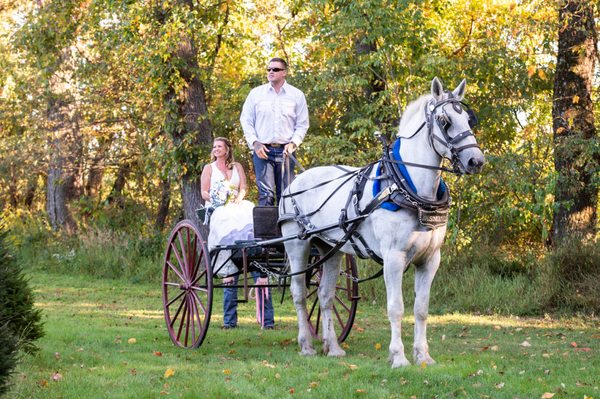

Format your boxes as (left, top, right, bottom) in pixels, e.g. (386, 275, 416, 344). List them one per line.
(265, 143, 284, 148)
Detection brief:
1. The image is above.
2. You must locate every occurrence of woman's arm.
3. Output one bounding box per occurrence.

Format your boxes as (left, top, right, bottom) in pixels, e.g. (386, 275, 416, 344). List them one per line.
(200, 164, 212, 202)
(234, 162, 247, 204)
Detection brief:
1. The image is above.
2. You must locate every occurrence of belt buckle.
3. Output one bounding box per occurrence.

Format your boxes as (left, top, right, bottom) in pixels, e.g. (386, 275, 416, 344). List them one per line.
(269, 143, 282, 148)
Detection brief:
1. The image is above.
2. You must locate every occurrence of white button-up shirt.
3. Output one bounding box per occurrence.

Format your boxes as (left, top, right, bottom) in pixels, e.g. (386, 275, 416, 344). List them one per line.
(240, 81, 309, 149)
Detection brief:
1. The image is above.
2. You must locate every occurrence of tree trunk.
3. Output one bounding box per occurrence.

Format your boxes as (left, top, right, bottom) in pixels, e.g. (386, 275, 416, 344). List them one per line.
(551, 0, 599, 246)
(164, 1, 214, 227)
(106, 161, 131, 207)
(45, 97, 78, 234)
(154, 176, 171, 231)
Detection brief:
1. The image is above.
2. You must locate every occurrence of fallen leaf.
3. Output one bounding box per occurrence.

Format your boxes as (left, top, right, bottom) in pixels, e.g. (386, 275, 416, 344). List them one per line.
(37, 379, 49, 388)
(374, 343, 382, 350)
(348, 364, 358, 370)
(495, 382, 505, 389)
(490, 345, 499, 351)
(275, 373, 281, 379)
(52, 373, 63, 382)
(289, 388, 295, 394)
(356, 389, 367, 393)
(130, 368, 137, 375)
(164, 368, 175, 379)
(309, 381, 319, 388)
(575, 347, 592, 352)
(570, 342, 577, 348)
(128, 338, 137, 344)
(261, 360, 276, 369)
(520, 340, 531, 347)
(541, 393, 555, 399)
(223, 369, 231, 375)
(54, 352, 61, 360)
(153, 351, 162, 357)
(420, 361, 427, 369)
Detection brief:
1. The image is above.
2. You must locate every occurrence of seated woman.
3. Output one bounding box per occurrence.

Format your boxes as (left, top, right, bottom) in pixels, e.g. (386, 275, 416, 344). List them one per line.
(201, 137, 274, 330)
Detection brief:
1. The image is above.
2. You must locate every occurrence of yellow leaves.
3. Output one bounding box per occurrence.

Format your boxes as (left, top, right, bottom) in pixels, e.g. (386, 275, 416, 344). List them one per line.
(374, 342, 382, 350)
(223, 369, 231, 375)
(164, 368, 175, 379)
(572, 95, 580, 104)
(527, 65, 547, 80)
(261, 360, 276, 369)
(127, 338, 137, 344)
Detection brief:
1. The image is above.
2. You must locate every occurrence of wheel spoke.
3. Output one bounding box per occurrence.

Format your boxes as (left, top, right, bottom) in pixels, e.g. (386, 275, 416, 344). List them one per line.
(177, 231, 190, 281)
(166, 260, 186, 282)
(169, 242, 188, 282)
(166, 289, 186, 308)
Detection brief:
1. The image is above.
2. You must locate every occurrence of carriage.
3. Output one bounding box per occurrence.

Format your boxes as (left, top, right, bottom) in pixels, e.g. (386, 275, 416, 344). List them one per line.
(161, 78, 485, 367)
(161, 206, 361, 349)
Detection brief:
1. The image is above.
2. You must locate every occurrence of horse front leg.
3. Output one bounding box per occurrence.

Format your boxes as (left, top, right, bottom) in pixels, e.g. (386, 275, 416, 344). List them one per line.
(413, 250, 441, 365)
(384, 252, 410, 368)
(318, 255, 345, 357)
(290, 272, 316, 356)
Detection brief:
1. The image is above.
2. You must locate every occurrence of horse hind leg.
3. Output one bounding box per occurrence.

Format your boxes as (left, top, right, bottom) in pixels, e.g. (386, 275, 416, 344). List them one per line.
(412, 252, 441, 365)
(287, 240, 317, 356)
(318, 253, 346, 357)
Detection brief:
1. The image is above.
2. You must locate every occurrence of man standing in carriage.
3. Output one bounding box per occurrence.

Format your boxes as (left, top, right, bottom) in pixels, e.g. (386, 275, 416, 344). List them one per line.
(239, 57, 310, 330)
(240, 57, 309, 206)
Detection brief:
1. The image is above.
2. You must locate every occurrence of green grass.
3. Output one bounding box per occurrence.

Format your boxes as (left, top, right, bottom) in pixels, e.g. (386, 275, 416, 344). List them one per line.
(6, 271, 600, 399)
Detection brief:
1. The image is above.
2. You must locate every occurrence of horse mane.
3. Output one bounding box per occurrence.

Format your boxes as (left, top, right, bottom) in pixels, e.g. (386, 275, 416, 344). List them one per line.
(398, 94, 431, 137)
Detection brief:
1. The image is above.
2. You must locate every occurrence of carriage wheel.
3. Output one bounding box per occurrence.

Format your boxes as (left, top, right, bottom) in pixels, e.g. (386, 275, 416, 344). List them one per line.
(305, 252, 359, 343)
(162, 220, 213, 349)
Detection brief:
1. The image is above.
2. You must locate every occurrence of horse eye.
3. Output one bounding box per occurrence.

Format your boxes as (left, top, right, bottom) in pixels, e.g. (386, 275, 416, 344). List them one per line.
(437, 114, 451, 130)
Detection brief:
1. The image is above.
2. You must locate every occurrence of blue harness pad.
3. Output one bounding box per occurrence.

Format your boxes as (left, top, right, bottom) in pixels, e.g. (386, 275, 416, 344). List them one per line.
(373, 139, 446, 211)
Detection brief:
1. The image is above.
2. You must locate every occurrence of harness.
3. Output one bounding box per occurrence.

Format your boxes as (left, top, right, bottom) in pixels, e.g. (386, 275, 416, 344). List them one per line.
(279, 93, 479, 265)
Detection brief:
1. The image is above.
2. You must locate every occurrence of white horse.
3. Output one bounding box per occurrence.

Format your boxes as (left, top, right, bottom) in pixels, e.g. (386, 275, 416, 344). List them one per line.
(279, 78, 485, 368)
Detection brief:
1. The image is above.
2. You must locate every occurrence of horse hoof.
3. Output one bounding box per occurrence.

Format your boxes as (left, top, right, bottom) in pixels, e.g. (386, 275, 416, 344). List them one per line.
(326, 348, 346, 357)
(391, 357, 411, 368)
(300, 348, 317, 356)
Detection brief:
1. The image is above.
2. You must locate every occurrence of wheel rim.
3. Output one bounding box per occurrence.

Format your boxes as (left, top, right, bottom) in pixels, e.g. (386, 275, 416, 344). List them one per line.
(162, 220, 213, 349)
(305, 253, 359, 343)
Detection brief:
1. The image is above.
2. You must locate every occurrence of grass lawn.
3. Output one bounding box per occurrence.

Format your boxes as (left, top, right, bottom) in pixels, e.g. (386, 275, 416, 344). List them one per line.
(8, 271, 600, 399)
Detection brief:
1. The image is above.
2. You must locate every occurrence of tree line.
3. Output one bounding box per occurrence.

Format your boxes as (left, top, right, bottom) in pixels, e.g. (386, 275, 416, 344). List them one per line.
(0, 0, 597, 248)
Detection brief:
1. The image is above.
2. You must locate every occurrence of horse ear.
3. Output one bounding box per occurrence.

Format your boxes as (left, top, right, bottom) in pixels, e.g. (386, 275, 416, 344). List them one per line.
(453, 79, 467, 101)
(431, 77, 444, 101)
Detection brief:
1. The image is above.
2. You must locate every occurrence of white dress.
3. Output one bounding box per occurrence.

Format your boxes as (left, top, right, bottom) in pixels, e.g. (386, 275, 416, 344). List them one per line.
(206, 162, 255, 277)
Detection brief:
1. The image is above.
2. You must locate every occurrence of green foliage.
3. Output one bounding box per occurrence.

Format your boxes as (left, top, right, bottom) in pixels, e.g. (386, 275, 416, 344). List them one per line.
(544, 238, 600, 313)
(0, 225, 44, 355)
(0, 324, 19, 398)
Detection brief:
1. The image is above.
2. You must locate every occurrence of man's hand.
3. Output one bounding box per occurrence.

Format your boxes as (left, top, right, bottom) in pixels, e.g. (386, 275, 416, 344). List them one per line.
(284, 142, 297, 156)
(253, 141, 269, 159)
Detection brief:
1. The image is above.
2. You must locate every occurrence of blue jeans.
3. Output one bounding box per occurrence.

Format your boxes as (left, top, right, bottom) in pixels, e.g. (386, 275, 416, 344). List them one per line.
(253, 146, 295, 206)
(222, 274, 274, 328)
(223, 275, 238, 327)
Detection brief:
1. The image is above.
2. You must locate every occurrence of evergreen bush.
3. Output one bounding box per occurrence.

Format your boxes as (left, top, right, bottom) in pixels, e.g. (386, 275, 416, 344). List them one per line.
(0, 223, 44, 395)
(0, 324, 18, 397)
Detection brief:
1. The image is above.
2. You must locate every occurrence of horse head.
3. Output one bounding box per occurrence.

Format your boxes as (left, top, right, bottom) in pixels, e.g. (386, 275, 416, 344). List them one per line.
(428, 77, 485, 175)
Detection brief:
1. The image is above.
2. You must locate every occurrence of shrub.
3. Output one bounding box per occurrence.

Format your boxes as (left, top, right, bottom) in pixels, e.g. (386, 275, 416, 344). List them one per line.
(0, 324, 19, 397)
(545, 238, 600, 313)
(0, 224, 44, 354)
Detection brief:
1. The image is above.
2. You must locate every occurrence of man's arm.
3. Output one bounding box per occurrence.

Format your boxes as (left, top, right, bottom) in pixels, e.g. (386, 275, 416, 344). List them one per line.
(240, 91, 258, 149)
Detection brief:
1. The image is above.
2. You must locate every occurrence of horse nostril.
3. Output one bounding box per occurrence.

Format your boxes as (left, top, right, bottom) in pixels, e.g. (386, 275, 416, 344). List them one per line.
(468, 157, 484, 172)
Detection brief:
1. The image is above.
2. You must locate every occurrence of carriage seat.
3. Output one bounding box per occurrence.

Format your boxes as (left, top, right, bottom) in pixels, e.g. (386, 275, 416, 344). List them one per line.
(252, 206, 282, 240)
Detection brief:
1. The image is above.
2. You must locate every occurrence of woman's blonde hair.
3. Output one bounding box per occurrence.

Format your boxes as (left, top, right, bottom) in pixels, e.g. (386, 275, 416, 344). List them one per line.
(211, 137, 235, 168)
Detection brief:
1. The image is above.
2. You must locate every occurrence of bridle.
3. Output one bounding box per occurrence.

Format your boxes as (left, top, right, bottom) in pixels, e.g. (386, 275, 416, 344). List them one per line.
(424, 92, 480, 174)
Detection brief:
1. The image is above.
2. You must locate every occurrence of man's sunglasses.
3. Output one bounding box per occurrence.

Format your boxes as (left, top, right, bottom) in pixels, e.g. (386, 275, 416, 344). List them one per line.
(267, 68, 285, 72)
